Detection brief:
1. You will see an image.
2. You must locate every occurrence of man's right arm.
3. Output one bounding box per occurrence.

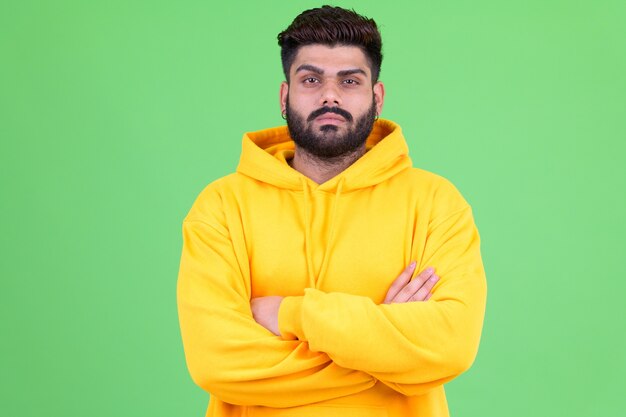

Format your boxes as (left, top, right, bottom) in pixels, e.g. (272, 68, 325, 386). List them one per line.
(177, 217, 376, 408)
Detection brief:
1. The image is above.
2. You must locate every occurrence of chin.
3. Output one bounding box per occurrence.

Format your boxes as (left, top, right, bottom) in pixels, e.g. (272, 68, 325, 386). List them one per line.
(319, 124, 339, 133)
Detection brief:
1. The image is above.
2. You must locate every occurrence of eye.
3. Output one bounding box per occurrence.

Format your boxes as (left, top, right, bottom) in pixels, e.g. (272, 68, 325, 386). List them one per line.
(303, 77, 320, 84)
(342, 79, 359, 86)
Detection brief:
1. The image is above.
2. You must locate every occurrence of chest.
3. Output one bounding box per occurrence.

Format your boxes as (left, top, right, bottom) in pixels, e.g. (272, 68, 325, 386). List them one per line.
(233, 186, 431, 302)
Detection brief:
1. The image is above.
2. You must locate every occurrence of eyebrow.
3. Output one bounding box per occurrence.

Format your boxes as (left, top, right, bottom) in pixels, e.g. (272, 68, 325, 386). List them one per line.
(295, 64, 324, 75)
(337, 68, 367, 77)
(295, 64, 367, 77)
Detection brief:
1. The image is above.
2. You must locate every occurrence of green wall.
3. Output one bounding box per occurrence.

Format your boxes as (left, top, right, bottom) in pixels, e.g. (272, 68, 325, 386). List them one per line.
(2, 1, 625, 416)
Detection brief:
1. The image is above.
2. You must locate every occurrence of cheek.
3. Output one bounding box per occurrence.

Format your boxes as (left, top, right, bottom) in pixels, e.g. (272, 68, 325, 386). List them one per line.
(287, 101, 314, 122)
(345, 96, 374, 116)
(288, 90, 314, 107)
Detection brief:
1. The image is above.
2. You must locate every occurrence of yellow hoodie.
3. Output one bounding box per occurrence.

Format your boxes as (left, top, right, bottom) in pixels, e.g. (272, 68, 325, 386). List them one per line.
(177, 119, 487, 417)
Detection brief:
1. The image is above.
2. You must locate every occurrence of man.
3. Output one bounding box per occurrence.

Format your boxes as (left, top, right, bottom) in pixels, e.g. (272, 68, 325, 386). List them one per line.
(177, 6, 486, 417)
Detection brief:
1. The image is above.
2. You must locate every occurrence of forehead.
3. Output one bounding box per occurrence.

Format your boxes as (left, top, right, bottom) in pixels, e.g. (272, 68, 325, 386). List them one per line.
(291, 45, 371, 78)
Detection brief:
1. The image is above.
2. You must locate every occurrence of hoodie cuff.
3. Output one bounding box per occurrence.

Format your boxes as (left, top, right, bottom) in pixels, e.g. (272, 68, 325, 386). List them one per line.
(278, 296, 305, 341)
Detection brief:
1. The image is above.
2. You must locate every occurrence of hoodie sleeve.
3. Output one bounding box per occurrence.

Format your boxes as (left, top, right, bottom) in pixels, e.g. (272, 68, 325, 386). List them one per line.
(278, 204, 487, 396)
(177, 215, 376, 407)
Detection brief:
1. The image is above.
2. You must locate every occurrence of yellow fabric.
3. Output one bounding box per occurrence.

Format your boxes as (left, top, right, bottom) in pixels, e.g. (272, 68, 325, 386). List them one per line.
(177, 119, 487, 417)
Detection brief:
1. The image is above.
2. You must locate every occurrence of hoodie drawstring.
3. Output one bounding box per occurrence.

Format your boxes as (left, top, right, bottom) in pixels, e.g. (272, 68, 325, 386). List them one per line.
(301, 178, 316, 287)
(300, 177, 346, 289)
(317, 177, 345, 288)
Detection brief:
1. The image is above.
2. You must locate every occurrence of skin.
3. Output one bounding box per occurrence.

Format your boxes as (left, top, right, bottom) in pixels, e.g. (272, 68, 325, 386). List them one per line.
(251, 45, 439, 336)
(280, 45, 385, 184)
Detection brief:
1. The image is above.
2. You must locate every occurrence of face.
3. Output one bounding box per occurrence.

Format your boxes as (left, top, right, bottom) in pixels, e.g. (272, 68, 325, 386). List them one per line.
(279, 45, 385, 159)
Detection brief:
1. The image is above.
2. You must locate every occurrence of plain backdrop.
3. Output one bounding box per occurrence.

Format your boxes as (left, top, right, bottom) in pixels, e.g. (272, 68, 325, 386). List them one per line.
(1, 1, 625, 416)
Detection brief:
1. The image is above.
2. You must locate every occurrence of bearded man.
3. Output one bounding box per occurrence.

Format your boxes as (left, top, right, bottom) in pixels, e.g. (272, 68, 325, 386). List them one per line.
(177, 6, 487, 417)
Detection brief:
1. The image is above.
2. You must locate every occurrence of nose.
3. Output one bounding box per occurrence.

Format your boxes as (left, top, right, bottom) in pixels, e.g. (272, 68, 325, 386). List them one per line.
(319, 82, 341, 107)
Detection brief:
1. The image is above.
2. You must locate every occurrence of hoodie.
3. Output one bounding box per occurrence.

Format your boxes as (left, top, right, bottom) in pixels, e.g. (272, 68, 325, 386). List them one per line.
(177, 119, 487, 417)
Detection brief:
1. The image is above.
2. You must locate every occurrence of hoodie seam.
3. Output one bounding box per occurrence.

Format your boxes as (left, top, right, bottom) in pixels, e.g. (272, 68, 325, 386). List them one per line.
(184, 218, 229, 239)
(428, 206, 472, 231)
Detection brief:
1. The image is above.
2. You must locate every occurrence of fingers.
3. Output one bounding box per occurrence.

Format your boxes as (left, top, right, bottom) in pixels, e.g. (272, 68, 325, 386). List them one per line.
(383, 262, 417, 304)
(408, 272, 439, 302)
(391, 267, 439, 304)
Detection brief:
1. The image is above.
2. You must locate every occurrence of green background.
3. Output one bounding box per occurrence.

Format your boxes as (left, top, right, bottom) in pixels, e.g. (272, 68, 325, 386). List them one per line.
(2, 0, 625, 416)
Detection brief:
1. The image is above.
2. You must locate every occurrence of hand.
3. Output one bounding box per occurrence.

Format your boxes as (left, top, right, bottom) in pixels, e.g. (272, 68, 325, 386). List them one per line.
(383, 263, 439, 304)
(250, 296, 284, 336)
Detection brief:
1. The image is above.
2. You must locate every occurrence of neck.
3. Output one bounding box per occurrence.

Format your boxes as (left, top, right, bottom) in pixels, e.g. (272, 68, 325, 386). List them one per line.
(291, 145, 366, 184)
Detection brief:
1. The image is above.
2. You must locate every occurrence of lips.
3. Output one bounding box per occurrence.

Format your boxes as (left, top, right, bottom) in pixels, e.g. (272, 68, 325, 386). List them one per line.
(315, 114, 345, 124)
(307, 107, 353, 123)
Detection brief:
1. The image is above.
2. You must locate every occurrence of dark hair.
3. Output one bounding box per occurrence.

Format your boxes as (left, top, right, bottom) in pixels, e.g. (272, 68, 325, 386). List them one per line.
(277, 5, 383, 83)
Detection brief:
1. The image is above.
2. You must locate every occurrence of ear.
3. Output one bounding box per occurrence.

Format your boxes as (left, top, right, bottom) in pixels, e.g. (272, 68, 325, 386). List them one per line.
(373, 81, 385, 116)
(279, 82, 289, 115)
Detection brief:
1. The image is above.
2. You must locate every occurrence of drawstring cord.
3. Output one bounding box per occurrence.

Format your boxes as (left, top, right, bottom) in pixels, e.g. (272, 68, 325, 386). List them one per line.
(301, 178, 316, 288)
(301, 176, 346, 289)
(316, 177, 345, 289)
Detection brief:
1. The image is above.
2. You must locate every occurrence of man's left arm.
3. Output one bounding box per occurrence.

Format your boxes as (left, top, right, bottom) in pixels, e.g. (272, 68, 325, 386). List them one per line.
(254, 204, 487, 396)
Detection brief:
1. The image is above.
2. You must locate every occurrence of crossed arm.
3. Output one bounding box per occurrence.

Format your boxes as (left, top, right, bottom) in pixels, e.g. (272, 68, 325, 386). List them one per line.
(251, 263, 440, 336)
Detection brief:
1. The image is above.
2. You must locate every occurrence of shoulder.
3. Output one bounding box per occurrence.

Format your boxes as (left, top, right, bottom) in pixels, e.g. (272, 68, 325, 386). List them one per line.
(184, 173, 242, 223)
(400, 168, 471, 217)
(402, 168, 467, 199)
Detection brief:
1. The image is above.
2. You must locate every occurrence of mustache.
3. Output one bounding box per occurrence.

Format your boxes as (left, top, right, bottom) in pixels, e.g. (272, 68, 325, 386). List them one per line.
(307, 106, 353, 123)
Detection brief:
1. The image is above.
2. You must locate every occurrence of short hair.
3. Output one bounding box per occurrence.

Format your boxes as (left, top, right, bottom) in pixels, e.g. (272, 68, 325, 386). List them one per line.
(277, 5, 383, 83)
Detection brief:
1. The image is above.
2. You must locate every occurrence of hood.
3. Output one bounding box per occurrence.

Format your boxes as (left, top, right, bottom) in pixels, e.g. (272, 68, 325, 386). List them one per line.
(236, 118, 412, 191)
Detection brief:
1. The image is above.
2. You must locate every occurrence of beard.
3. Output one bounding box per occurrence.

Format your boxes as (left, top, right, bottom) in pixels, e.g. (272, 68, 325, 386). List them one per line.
(285, 97, 377, 160)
